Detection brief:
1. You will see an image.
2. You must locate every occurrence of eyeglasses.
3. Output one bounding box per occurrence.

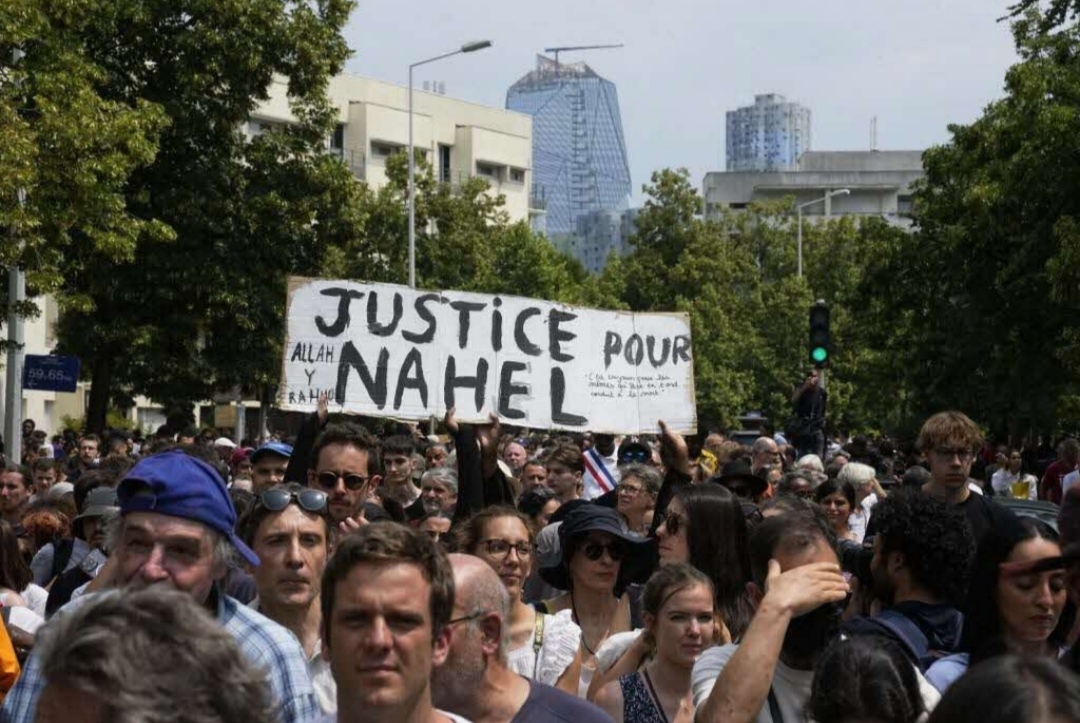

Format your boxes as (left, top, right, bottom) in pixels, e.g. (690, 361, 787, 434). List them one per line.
(616, 483, 644, 496)
(258, 488, 328, 513)
(580, 541, 626, 562)
(619, 450, 651, 464)
(478, 539, 532, 559)
(933, 448, 974, 462)
(315, 470, 370, 491)
(661, 510, 685, 536)
(448, 610, 490, 626)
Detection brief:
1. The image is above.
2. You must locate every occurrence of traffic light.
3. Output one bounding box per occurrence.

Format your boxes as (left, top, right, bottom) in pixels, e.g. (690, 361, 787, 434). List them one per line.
(809, 301, 830, 367)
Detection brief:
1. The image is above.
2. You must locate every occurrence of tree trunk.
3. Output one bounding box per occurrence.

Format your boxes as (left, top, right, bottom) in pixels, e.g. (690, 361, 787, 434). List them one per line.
(86, 356, 112, 434)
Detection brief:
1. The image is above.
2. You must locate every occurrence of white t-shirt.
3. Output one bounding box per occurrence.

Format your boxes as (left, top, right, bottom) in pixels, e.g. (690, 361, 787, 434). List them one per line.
(691, 644, 812, 723)
(991, 469, 1038, 499)
(1063, 470, 1080, 497)
(848, 493, 878, 544)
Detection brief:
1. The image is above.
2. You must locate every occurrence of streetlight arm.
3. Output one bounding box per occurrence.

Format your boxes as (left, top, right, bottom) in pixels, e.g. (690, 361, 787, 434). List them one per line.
(410, 49, 466, 71)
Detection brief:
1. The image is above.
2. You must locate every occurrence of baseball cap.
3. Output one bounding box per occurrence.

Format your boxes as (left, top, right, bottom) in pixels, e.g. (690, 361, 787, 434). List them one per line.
(117, 450, 259, 566)
(250, 442, 293, 464)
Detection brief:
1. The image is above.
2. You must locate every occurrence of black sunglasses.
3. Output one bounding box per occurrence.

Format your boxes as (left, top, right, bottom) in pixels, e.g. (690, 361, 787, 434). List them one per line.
(661, 510, 684, 536)
(315, 471, 370, 491)
(581, 541, 626, 562)
(259, 488, 328, 513)
(619, 450, 651, 464)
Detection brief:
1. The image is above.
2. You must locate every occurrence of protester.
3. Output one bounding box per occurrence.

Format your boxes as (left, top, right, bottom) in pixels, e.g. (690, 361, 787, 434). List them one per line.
(66, 434, 100, 482)
(1039, 438, 1078, 504)
(838, 462, 884, 543)
(790, 369, 827, 459)
(842, 490, 972, 672)
(990, 448, 1038, 500)
(915, 411, 1012, 545)
(426, 443, 449, 470)
(714, 459, 768, 504)
(594, 563, 714, 723)
(238, 483, 336, 713)
(29, 459, 58, 496)
(517, 487, 560, 534)
(306, 423, 380, 526)
(420, 467, 459, 517)
(432, 553, 609, 722)
(520, 461, 548, 493)
(926, 655, 1080, 723)
(545, 444, 585, 504)
(692, 512, 850, 723)
(457, 507, 581, 691)
(614, 464, 659, 537)
(32, 587, 278, 723)
(539, 506, 653, 697)
(0, 521, 48, 618)
(656, 484, 753, 641)
(926, 516, 1072, 693)
(808, 636, 925, 723)
(504, 441, 529, 479)
(317, 522, 461, 723)
(0, 619, 17, 705)
(1, 448, 320, 723)
(775, 470, 816, 499)
(381, 435, 420, 507)
(0, 466, 34, 527)
(250, 441, 293, 493)
(814, 478, 858, 542)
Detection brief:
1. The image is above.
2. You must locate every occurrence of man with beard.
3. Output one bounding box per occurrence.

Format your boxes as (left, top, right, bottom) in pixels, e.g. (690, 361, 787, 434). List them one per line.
(842, 490, 972, 671)
(306, 423, 382, 527)
(692, 512, 849, 723)
(432, 554, 610, 723)
(418, 468, 459, 518)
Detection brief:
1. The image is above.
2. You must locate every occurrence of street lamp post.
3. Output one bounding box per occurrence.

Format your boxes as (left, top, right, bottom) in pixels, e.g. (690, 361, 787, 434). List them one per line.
(408, 40, 492, 289)
(797, 188, 850, 278)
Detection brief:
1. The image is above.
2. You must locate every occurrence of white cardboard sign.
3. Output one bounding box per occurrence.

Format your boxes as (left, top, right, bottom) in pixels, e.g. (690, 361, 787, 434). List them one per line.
(279, 278, 697, 434)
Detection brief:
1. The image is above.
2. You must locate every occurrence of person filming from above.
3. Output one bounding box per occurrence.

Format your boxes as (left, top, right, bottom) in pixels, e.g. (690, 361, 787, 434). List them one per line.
(789, 369, 827, 460)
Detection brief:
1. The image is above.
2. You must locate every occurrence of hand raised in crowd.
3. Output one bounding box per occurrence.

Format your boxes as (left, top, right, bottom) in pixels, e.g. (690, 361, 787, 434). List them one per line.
(337, 508, 368, 536)
(317, 391, 330, 426)
(658, 419, 691, 475)
(475, 412, 502, 455)
(444, 405, 459, 434)
(762, 559, 849, 618)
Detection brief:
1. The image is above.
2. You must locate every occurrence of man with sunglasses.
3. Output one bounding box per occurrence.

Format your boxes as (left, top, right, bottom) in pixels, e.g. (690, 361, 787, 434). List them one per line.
(307, 423, 382, 526)
(239, 483, 336, 714)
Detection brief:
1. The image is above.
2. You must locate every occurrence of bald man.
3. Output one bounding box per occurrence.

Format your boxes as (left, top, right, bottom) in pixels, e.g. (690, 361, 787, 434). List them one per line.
(431, 555, 611, 723)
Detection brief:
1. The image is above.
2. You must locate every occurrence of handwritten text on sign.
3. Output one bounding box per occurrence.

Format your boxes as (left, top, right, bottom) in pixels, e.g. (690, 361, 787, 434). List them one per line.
(279, 278, 696, 433)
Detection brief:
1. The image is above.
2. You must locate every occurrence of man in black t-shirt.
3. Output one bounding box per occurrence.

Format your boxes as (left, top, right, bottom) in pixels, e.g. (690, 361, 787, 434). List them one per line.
(790, 369, 827, 459)
(915, 411, 1014, 547)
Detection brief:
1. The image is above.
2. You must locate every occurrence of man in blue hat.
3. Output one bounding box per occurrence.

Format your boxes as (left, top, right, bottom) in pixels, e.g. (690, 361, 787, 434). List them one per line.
(251, 441, 293, 493)
(1, 449, 320, 723)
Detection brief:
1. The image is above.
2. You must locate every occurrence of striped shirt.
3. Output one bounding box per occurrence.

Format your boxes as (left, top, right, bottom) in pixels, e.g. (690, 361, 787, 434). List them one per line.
(0, 589, 319, 723)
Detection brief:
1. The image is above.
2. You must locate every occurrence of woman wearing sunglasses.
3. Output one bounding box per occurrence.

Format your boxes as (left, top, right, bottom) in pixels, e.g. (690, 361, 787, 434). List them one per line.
(926, 516, 1074, 693)
(539, 505, 654, 697)
(458, 506, 582, 693)
(594, 564, 715, 723)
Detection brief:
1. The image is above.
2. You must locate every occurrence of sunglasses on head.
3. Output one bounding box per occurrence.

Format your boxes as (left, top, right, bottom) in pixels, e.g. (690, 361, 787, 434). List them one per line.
(258, 487, 328, 514)
(315, 470, 370, 491)
(580, 540, 626, 562)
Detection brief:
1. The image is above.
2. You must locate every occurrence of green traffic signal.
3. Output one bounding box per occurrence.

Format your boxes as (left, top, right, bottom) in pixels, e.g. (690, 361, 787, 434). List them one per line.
(812, 347, 828, 363)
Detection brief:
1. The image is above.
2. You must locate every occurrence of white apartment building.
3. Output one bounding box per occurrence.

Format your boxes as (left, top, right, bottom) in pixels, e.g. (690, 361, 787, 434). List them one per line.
(250, 73, 539, 224)
(704, 150, 924, 227)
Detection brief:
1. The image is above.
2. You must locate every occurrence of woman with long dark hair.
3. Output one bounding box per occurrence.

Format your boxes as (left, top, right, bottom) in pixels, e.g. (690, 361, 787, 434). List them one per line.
(926, 516, 1073, 693)
(814, 478, 859, 542)
(0, 520, 47, 617)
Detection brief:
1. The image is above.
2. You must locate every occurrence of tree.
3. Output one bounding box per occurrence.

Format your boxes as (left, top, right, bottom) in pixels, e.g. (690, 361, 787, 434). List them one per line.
(0, 0, 168, 347)
(47, 0, 358, 431)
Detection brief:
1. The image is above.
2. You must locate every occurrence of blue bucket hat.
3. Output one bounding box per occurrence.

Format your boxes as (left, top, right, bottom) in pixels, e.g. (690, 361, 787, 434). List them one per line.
(117, 449, 259, 566)
(250, 441, 293, 465)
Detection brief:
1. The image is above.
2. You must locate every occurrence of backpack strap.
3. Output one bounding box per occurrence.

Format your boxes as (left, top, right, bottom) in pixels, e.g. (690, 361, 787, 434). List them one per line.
(870, 610, 931, 669)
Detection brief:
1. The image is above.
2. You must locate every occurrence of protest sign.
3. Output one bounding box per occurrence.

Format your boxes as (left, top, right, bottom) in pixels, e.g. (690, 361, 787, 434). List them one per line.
(279, 277, 696, 434)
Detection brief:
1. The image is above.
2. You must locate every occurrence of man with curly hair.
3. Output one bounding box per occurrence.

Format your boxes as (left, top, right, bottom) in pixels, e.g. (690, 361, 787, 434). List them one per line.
(843, 489, 973, 672)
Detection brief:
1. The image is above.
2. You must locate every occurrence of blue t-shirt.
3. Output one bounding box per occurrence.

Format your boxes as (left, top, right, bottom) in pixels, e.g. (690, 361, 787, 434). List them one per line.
(512, 680, 614, 723)
(925, 652, 970, 694)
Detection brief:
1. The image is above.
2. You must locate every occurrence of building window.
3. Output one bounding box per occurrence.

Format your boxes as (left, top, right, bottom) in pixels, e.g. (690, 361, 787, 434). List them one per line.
(371, 141, 402, 159)
(476, 162, 501, 181)
(508, 167, 526, 184)
(330, 124, 345, 150)
(898, 195, 914, 216)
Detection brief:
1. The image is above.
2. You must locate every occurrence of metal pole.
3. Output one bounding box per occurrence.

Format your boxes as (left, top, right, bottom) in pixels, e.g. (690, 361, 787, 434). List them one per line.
(407, 64, 416, 289)
(797, 206, 803, 278)
(4, 49, 26, 464)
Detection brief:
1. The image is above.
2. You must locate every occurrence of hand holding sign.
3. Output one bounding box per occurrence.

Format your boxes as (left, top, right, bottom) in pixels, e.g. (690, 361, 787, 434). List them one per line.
(659, 419, 691, 476)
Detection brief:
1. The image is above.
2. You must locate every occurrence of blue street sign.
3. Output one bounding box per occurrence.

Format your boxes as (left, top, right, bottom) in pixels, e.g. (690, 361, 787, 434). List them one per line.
(22, 355, 81, 393)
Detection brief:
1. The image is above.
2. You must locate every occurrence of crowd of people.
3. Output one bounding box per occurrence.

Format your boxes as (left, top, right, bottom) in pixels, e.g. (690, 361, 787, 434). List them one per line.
(0, 401, 1079, 723)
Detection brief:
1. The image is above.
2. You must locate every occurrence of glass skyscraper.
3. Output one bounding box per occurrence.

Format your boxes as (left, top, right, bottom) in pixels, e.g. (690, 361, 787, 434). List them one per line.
(726, 94, 811, 172)
(507, 56, 631, 236)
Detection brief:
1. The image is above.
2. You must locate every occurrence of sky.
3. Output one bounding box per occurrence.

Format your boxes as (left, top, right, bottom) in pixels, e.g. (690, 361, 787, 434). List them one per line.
(341, 0, 1020, 204)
